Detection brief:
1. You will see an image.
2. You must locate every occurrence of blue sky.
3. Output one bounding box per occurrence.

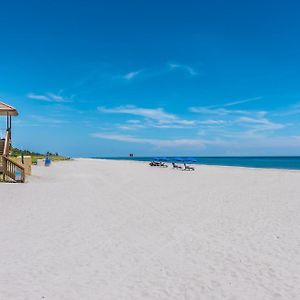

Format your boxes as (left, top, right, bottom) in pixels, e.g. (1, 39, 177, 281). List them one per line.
(1, 0, 300, 156)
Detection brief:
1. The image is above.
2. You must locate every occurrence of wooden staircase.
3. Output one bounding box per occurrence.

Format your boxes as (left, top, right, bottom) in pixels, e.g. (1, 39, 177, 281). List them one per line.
(0, 130, 25, 183)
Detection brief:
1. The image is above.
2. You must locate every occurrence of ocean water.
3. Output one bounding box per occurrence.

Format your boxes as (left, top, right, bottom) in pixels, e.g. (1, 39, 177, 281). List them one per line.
(96, 156, 300, 170)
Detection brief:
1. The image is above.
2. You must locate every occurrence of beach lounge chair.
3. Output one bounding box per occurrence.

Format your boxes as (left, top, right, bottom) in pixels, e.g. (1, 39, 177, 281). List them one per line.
(149, 161, 160, 166)
(183, 163, 195, 171)
(149, 161, 168, 167)
(159, 162, 168, 168)
(172, 162, 182, 169)
(149, 157, 168, 167)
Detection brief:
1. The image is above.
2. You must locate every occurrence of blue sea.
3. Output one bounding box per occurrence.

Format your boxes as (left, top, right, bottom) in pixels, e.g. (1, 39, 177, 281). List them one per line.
(96, 157, 300, 170)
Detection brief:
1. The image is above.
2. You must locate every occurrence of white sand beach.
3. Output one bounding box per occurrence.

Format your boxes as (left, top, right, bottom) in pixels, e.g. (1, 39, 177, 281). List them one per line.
(1, 159, 300, 299)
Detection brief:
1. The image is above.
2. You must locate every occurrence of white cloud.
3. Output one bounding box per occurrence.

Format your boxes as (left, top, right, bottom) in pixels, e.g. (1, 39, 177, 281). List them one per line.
(150, 123, 195, 129)
(118, 63, 198, 82)
(27, 93, 50, 101)
(168, 63, 198, 76)
(189, 107, 235, 115)
(189, 106, 267, 117)
(117, 119, 147, 130)
(198, 120, 226, 125)
(236, 117, 285, 131)
(30, 115, 68, 125)
(96, 101, 289, 148)
(98, 105, 176, 121)
(118, 124, 146, 130)
(189, 99, 289, 136)
(47, 93, 64, 102)
(189, 97, 266, 117)
(224, 97, 262, 107)
(123, 70, 142, 80)
(127, 119, 142, 124)
(237, 117, 269, 125)
(272, 102, 300, 116)
(98, 105, 196, 127)
(27, 92, 71, 103)
(91, 133, 205, 148)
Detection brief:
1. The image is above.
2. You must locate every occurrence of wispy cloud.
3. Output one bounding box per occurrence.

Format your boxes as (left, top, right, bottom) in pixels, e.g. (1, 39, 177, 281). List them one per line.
(198, 120, 226, 125)
(168, 63, 198, 76)
(119, 63, 198, 82)
(98, 105, 176, 120)
(272, 102, 300, 116)
(91, 133, 204, 148)
(236, 116, 286, 131)
(27, 93, 49, 101)
(98, 105, 197, 127)
(127, 119, 142, 124)
(47, 93, 65, 102)
(29, 115, 68, 125)
(224, 97, 262, 107)
(190, 96, 265, 117)
(98, 103, 286, 136)
(189, 98, 288, 140)
(117, 121, 146, 130)
(27, 92, 71, 103)
(94, 98, 292, 151)
(116, 119, 147, 130)
(123, 70, 142, 80)
(189, 106, 267, 117)
(190, 106, 246, 115)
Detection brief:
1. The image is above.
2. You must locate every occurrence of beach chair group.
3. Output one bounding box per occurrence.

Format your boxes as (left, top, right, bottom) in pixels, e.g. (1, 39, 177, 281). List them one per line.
(172, 162, 195, 171)
(149, 158, 195, 171)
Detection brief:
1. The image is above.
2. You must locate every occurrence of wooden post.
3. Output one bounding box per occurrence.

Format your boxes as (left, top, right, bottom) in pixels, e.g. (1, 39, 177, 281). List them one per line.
(3, 157, 6, 181)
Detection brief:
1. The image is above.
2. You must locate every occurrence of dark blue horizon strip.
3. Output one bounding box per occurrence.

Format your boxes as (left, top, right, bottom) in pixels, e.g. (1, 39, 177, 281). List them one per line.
(92, 156, 300, 170)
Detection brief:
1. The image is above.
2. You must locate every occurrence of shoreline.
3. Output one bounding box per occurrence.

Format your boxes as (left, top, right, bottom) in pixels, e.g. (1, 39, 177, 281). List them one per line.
(88, 157, 300, 173)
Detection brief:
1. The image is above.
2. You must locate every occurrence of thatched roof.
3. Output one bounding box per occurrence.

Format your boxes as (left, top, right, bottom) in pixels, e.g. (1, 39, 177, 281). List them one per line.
(0, 101, 18, 116)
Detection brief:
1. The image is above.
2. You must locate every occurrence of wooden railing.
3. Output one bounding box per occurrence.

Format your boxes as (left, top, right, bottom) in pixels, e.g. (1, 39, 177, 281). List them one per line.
(1, 129, 25, 183)
(2, 156, 25, 183)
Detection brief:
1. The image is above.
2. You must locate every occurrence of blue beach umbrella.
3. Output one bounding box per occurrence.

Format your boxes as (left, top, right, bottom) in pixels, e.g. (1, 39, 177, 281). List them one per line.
(175, 157, 184, 163)
(159, 157, 169, 162)
(152, 157, 168, 162)
(186, 158, 197, 163)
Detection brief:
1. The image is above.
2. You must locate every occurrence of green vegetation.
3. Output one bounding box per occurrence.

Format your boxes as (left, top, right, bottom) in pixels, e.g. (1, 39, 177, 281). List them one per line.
(10, 148, 70, 164)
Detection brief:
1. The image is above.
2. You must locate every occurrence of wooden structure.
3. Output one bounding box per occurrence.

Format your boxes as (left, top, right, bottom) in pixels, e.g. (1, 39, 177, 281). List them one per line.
(0, 101, 25, 183)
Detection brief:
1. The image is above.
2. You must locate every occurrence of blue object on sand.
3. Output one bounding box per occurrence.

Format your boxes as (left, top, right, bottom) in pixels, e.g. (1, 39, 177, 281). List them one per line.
(45, 157, 51, 167)
(15, 169, 22, 181)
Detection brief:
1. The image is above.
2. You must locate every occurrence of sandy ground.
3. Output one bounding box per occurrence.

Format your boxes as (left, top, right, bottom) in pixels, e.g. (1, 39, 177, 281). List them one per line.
(0, 158, 300, 300)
